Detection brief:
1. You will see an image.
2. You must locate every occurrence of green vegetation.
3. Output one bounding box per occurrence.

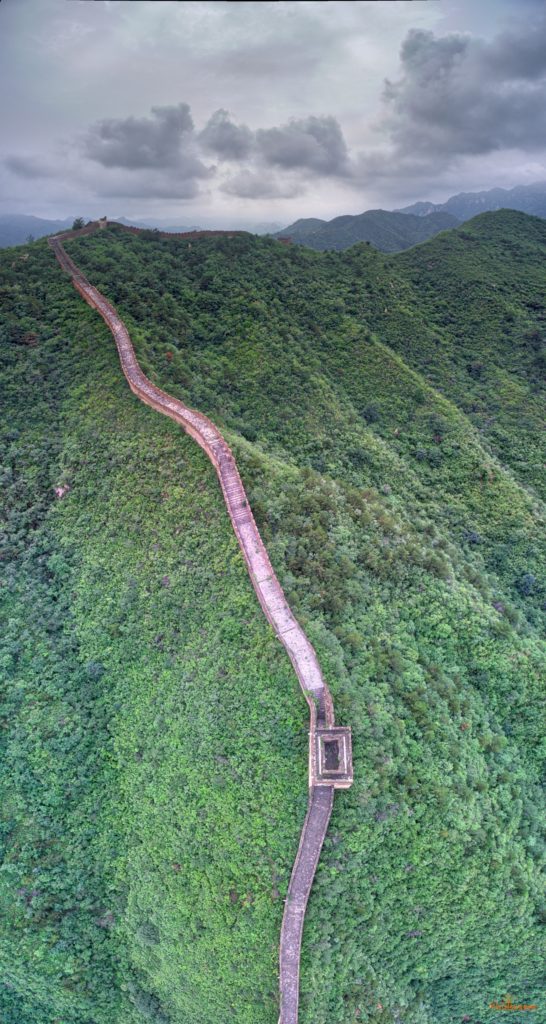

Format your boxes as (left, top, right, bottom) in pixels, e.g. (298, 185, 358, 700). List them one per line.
(1, 211, 545, 1024)
(275, 209, 459, 251)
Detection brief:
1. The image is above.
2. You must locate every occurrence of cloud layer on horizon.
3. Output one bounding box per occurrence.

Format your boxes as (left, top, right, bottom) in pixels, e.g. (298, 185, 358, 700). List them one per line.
(2, 0, 546, 221)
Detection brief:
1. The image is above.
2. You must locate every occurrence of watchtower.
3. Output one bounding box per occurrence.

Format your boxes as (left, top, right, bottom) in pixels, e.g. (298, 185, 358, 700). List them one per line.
(98, 217, 107, 230)
(310, 727, 353, 788)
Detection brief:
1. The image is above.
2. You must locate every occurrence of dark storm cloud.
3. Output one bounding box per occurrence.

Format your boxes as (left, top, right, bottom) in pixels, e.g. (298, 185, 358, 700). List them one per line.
(256, 116, 350, 176)
(198, 110, 253, 160)
(380, 15, 546, 161)
(84, 102, 207, 173)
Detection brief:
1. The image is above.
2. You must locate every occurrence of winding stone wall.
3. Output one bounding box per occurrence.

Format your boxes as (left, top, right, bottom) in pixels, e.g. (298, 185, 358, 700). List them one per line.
(49, 225, 352, 1024)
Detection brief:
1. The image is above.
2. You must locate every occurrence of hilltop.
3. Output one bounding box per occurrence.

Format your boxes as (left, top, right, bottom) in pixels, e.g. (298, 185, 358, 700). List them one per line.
(274, 208, 459, 252)
(274, 181, 546, 253)
(398, 180, 546, 222)
(1, 210, 544, 1024)
(0, 215, 200, 249)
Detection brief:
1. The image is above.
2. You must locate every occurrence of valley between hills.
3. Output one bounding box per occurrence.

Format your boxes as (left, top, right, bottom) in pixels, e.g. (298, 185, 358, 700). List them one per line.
(1, 211, 544, 1024)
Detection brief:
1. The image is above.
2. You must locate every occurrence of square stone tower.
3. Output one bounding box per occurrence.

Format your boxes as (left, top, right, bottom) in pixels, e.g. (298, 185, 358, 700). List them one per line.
(310, 727, 353, 788)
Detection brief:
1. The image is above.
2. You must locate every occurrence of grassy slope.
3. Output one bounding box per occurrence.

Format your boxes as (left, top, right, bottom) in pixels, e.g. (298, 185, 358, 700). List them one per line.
(1, 213, 545, 1024)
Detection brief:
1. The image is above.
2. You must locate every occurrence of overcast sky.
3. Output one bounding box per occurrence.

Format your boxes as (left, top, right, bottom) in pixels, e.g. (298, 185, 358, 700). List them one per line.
(1, 0, 545, 228)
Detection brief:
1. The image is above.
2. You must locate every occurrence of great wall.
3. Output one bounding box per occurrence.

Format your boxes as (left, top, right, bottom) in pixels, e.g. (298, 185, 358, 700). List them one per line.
(49, 220, 353, 1024)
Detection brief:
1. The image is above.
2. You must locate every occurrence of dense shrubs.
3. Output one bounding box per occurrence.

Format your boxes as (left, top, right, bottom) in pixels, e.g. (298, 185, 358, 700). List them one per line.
(1, 216, 545, 1024)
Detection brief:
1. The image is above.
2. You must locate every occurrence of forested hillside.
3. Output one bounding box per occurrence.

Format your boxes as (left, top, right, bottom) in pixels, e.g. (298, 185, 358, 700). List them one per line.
(1, 211, 544, 1024)
(274, 209, 458, 252)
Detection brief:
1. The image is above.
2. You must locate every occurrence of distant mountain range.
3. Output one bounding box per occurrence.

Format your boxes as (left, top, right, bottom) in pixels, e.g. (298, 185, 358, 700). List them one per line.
(0, 214, 199, 248)
(275, 181, 546, 252)
(274, 209, 459, 252)
(0, 214, 74, 247)
(0, 214, 282, 248)
(398, 181, 546, 221)
(3, 181, 546, 252)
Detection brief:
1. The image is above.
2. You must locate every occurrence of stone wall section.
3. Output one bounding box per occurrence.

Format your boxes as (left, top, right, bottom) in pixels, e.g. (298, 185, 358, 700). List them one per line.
(49, 225, 352, 1024)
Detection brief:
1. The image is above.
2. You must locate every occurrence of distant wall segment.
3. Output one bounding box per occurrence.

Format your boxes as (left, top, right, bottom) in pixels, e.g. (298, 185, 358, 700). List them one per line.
(59, 218, 249, 242)
(49, 224, 352, 1024)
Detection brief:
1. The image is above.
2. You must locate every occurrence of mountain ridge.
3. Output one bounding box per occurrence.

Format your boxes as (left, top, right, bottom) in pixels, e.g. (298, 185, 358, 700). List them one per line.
(397, 181, 546, 221)
(0, 214, 200, 248)
(273, 208, 459, 252)
(1, 208, 544, 1024)
(274, 181, 546, 252)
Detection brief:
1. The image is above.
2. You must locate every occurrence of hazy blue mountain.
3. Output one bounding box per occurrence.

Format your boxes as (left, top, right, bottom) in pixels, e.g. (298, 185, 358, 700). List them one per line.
(0, 214, 74, 247)
(398, 181, 546, 221)
(0, 214, 203, 247)
(276, 217, 327, 240)
(274, 208, 459, 252)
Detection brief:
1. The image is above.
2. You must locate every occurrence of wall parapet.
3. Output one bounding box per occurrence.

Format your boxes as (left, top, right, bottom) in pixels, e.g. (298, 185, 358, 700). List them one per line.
(49, 223, 352, 1024)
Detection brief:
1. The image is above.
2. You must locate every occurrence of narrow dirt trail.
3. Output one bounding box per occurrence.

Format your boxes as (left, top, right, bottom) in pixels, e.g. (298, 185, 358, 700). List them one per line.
(49, 224, 352, 1024)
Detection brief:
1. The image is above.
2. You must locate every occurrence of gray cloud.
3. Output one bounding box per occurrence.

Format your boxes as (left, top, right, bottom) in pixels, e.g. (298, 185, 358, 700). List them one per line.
(6, 98, 353, 208)
(5, 0, 546, 223)
(221, 170, 303, 200)
(200, 110, 351, 178)
(79, 103, 353, 204)
(380, 17, 546, 162)
(256, 115, 350, 176)
(199, 109, 253, 160)
(483, 17, 546, 80)
(4, 155, 56, 179)
(80, 102, 215, 202)
(84, 102, 207, 172)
